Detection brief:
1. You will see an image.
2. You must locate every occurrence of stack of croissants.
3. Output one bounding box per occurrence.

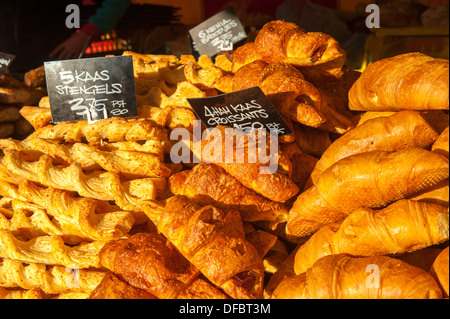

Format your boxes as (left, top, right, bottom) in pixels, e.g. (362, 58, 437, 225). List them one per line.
(0, 20, 448, 299)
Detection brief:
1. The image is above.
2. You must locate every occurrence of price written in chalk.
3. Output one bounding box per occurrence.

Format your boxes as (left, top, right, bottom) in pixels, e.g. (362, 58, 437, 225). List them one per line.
(0, 52, 15, 76)
(189, 7, 247, 57)
(187, 86, 293, 136)
(44, 55, 137, 123)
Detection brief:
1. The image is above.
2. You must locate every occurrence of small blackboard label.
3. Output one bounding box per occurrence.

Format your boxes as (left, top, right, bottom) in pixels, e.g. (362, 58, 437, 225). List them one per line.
(189, 7, 247, 57)
(0, 52, 15, 76)
(44, 55, 137, 123)
(187, 86, 293, 136)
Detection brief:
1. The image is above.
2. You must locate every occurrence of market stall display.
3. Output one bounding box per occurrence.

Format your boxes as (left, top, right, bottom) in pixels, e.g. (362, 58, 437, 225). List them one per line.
(0, 19, 448, 300)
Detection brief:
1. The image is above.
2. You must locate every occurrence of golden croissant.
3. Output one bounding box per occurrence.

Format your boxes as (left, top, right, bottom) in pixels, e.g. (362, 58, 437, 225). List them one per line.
(168, 163, 289, 225)
(430, 246, 449, 298)
(231, 20, 345, 72)
(196, 125, 299, 203)
(272, 254, 443, 299)
(88, 272, 157, 299)
(287, 147, 449, 238)
(349, 53, 449, 111)
(293, 199, 449, 274)
(99, 232, 227, 299)
(142, 195, 264, 299)
(309, 110, 439, 184)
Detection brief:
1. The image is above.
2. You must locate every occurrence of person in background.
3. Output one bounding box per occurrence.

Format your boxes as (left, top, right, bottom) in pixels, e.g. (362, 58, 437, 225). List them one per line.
(50, 0, 130, 60)
(0, 0, 130, 73)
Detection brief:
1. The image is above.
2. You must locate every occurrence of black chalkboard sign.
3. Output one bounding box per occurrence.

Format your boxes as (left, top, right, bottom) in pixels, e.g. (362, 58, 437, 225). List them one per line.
(44, 55, 138, 123)
(189, 7, 247, 57)
(187, 86, 293, 137)
(0, 52, 15, 76)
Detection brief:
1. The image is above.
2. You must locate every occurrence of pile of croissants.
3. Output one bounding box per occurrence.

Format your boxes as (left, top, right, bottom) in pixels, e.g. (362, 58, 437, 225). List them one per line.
(0, 20, 448, 299)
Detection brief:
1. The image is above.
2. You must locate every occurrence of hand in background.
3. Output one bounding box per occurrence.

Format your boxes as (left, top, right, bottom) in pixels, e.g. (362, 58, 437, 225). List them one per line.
(49, 31, 90, 60)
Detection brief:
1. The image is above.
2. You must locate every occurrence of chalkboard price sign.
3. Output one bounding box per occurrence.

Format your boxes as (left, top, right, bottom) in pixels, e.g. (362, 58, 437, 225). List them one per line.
(187, 86, 294, 137)
(189, 7, 247, 57)
(44, 55, 138, 123)
(0, 52, 15, 76)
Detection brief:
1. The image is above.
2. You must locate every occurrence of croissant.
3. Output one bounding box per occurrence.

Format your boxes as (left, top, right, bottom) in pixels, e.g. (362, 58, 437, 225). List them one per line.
(293, 199, 449, 274)
(309, 110, 439, 184)
(430, 246, 449, 298)
(25, 117, 168, 144)
(0, 229, 106, 269)
(99, 232, 227, 299)
(197, 125, 299, 202)
(232, 60, 353, 132)
(287, 148, 449, 238)
(88, 272, 157, 299)
(0, 149, 166, 212)
(231, 20, 345, 72)
(349, 53, 449, 111)
(232, 60, 325, 128)
(272, 254, 443, 299)
(142, 195, 264, 299)
(432, 126, 449, 158)
(169, 163, 289, 225)
(0, 258, 106, 295)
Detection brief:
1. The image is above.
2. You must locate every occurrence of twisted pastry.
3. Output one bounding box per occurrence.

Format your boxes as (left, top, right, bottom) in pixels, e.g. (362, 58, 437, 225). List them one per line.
(287, 148, 449, 238)
(0, 138, 172, 179)
(25, 117, 168, 144)
(0, 198, 78, 242)
(0, 258, 106, 295)
(1, 149, 166, 212)
(142, 195, 264, 299)
(0, 287, 44, 299)
(15, 180, 135, 242)
(0, 229, 106, 269)
(293, 199, 449, 274)
(272, 254, 443, 299)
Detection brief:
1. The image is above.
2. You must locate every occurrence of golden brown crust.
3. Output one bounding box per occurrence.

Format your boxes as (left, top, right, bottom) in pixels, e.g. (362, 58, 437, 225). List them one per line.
(287, 148, 450, 238)
(168, 163, 289, 224)
(293, 199, 449, 274)
(99, 232, 201, 299)
(232, 21, 345, 72)
(432, 126, 449, 158)
(430, 246, 449, 298)
(198, 125, 299, 203)
(88, 272, 157, 299)
(273, 254, 443, 299)
(149, 195, 264, 299)
(309, 110, 440, 184)
(349, 53, 449, 111)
